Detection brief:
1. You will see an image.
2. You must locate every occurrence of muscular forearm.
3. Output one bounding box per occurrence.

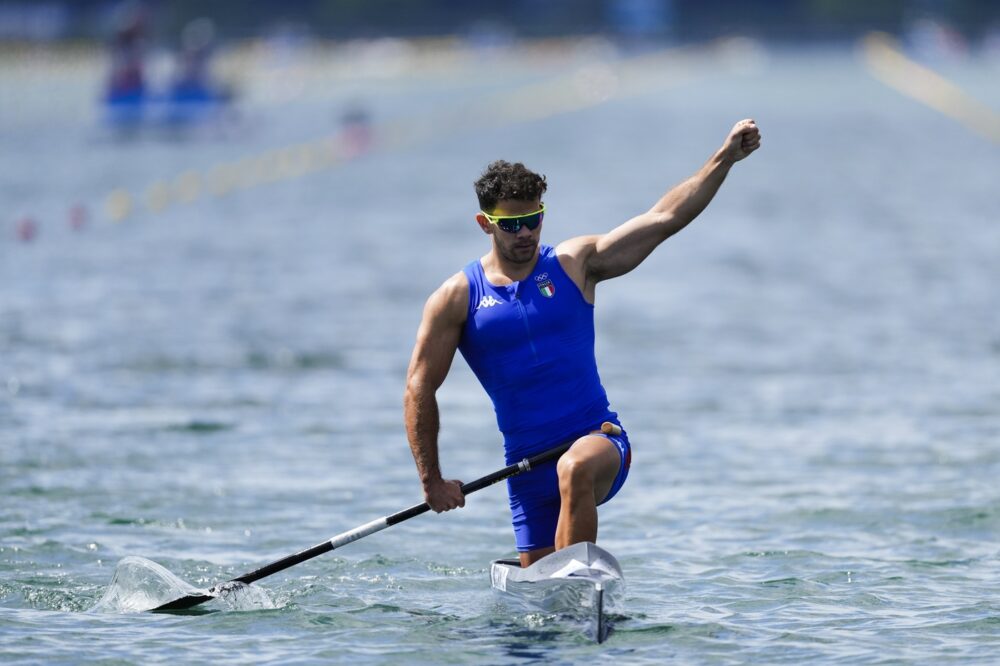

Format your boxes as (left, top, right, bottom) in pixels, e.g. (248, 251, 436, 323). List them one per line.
(402, 276, 469, 513)
(649, 148, 733, 232)
(650, 118, 760, 230)
(404, 383, 443, 486)
(569, 120, 759, 287)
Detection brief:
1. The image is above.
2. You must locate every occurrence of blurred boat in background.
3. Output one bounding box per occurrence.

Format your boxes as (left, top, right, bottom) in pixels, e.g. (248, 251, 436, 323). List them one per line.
(102, 8, 237, 135)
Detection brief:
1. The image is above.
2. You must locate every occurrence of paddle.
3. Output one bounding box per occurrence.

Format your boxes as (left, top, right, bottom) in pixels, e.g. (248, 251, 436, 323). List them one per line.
(150, 426, 617, 612)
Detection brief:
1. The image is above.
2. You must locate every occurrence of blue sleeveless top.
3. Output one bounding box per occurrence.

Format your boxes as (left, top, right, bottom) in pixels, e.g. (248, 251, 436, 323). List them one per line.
(458, 245, 616, 463)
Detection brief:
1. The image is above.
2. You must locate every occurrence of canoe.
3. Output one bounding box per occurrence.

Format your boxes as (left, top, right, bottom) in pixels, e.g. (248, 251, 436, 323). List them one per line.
(490, 541, 624, 642)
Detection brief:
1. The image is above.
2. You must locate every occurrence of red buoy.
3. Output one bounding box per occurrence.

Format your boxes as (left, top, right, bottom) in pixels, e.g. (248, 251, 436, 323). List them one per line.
(69, 204, 88, 231)
(16, 217, 38, 242)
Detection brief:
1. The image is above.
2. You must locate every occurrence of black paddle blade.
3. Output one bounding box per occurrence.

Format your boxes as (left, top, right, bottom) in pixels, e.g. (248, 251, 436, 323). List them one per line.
(151, 592, 216, 612)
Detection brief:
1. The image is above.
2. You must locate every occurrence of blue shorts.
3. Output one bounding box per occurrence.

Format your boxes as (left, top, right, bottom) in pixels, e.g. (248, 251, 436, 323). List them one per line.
(506, 427, 631, 552)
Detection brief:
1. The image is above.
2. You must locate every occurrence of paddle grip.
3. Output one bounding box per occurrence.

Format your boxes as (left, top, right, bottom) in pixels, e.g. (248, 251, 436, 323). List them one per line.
(600, 422, 622, 436)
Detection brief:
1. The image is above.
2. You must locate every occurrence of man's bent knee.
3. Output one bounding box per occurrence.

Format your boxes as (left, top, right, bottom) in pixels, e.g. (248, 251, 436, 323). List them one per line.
(557, 458, 591, 502)
(557, 453, 589, 484)
(557, 436, 620, 499)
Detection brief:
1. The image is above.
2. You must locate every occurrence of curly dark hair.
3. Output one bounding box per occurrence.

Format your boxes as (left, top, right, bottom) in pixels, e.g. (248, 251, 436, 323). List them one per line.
(473, 160, 547, 212)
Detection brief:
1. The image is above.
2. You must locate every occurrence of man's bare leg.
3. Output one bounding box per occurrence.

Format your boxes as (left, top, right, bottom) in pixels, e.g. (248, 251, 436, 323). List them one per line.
(517, 434, 620, 567)
(519, 546, 554, 567)
(554, 434, 621, 550)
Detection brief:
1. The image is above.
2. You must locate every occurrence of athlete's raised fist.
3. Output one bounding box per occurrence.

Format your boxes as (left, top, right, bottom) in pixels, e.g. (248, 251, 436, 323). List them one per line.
(722, 119, 761, 163)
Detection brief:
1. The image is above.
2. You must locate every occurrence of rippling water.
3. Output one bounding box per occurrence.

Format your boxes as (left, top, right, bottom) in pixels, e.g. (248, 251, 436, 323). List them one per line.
(2, 41, 999, 663)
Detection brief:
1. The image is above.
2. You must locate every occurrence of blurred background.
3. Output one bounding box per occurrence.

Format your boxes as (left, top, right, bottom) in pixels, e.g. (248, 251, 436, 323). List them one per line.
(1, 0, 998, 228)
(1, 0, 997, 232)
(1, 1, 999, 662)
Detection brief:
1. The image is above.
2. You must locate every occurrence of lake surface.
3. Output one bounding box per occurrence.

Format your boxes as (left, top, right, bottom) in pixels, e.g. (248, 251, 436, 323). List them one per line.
(2, 38, 999, 664)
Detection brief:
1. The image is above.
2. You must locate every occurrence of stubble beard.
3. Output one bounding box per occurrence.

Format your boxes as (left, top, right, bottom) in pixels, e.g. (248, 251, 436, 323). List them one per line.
(498, 238, 538, 265)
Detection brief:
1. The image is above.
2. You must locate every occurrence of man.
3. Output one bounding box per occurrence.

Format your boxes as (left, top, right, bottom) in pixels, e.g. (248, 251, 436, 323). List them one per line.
(405, 119, 761, 566)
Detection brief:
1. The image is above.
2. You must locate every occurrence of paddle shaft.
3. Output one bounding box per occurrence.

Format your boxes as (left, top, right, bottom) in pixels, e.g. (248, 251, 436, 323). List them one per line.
(152, 422, 621, 610)
(230, 442, 572, 584)
(229, 441, 573, 586)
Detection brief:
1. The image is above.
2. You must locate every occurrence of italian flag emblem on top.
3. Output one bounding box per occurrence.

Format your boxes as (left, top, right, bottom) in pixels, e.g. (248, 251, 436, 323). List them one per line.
(537, 278, 555, 298)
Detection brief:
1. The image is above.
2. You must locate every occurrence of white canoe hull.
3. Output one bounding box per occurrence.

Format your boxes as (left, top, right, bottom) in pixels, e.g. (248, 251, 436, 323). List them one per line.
(490, 542, 624, 642)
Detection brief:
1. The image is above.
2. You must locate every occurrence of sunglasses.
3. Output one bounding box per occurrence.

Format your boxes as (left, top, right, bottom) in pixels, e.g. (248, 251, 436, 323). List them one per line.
(481, 204, 545, 233)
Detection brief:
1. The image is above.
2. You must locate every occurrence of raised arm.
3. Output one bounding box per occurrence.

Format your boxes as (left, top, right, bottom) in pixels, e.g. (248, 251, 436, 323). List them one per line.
(561, 119, 761, 291)
(403, 272, 469, 512)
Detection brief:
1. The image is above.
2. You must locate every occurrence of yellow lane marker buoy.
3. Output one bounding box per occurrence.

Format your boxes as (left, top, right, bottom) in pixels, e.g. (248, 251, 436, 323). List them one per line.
(207, 162, 239, 198)
(173, 170, 202, 205)
(105, 189, 132, 223)
(145, 180, 171, 213)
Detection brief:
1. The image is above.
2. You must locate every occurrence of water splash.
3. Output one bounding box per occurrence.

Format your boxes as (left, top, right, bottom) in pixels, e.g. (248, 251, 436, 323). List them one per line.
(91, 556, 208, 613)
(215, 580, 278, 611)
(90, 556, 279, 613)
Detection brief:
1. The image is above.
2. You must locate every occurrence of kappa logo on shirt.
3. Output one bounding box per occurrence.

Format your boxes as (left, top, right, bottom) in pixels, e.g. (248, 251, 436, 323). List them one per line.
(477, 295, 504, 309)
